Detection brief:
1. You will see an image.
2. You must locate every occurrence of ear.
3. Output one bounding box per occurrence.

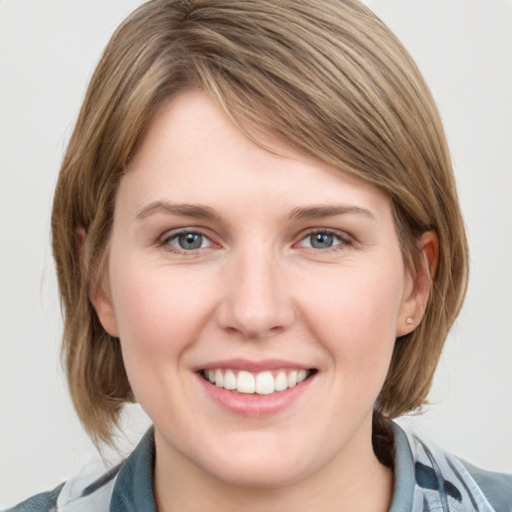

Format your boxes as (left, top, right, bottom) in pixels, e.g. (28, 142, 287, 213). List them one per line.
(77, 227, 120, 338)
(396, 231, 438, 337)
(90, 280, 120, 338)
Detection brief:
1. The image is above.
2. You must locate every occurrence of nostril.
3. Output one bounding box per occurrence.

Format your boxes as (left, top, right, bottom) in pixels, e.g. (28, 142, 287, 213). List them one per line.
(215, 271, 295, 339)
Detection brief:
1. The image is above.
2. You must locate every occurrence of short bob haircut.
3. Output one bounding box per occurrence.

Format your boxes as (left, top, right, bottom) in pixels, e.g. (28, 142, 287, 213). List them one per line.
(52, 0, 468, 453)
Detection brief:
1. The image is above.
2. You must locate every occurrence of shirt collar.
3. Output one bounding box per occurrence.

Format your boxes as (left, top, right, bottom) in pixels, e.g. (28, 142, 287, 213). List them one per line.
(110, 427, 157, 512)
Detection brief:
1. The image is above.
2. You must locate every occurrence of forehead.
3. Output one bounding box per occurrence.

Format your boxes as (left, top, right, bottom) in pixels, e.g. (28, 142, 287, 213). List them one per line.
(119, 89, 391, 222)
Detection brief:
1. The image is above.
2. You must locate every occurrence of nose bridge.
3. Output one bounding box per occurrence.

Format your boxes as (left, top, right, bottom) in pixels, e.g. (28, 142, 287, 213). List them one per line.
(217, 241, 294, 338)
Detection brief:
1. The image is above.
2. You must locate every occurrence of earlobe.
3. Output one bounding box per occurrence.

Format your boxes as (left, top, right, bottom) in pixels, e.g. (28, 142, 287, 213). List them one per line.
(396, 231, 438, 337)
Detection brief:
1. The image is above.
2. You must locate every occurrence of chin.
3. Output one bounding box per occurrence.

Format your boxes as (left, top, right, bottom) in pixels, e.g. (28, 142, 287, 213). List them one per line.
(203, 455, 314, 490)
(189, 431, 327, 490)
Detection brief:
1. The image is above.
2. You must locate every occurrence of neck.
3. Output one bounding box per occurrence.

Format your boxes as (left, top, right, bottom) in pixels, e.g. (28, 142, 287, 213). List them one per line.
(153, 424, 393, 512)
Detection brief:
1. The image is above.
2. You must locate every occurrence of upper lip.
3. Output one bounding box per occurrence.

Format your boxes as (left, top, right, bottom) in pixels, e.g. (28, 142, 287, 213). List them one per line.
(193, 358, 314, 373)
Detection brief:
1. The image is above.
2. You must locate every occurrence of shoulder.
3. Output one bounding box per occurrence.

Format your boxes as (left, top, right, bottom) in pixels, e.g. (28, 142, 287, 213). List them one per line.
(3, 458, 118, 512)
(3, 483, 64, 512)
(391, 421, 512, 512)
(4, 428, 156, 512)
(459, 459, 512, 512)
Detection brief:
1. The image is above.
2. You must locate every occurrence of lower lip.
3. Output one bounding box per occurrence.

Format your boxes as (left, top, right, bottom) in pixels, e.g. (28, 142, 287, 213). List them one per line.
(196, 373, 316, 417)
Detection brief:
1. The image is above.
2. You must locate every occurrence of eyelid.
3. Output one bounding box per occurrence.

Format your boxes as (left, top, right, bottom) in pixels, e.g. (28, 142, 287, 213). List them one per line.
(159, 227, 217, 253)
(157, 226, 353, 254)
(294, 227, 353, 250)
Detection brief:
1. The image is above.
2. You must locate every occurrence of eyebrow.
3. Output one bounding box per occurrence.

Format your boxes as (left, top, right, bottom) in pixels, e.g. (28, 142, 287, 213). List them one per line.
(287, 205, 375, 220)
(136, 201, 375, 222)
(136, 201, 218, 221)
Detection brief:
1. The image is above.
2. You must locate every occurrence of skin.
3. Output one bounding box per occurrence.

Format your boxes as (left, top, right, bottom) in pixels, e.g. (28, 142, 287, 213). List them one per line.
(93, 90, 434, 512)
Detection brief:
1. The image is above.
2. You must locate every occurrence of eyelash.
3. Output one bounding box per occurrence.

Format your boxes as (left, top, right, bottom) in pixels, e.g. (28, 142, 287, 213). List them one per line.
(295, 228, 353, 252)
(159, 229, 213, 255)
(159, 228, 352, 255)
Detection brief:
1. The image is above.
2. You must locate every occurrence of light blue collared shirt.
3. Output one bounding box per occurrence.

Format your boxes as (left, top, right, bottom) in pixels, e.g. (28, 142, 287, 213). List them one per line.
(6, 423, 512, 511)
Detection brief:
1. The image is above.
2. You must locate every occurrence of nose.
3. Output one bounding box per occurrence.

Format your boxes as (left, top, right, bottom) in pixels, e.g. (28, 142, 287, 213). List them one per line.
(216, 247, 295, 340)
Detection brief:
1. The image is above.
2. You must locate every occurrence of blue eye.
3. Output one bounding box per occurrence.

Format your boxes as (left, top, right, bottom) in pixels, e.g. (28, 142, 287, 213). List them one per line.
(163, 231, 211, 251)
(299, 230, 346, 250)
(310, 232, 336, 249)
(177, 233, 204, 250)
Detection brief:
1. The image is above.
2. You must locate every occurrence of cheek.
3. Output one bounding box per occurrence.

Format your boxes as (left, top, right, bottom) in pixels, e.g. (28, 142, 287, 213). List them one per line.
(107, 261, 220, 416)
(108, 260, 216, 369)
(298, 263, 404, 375)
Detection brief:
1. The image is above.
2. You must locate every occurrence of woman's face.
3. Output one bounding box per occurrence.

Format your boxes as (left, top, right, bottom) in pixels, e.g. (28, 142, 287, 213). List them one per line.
(94, 90, 420, 488)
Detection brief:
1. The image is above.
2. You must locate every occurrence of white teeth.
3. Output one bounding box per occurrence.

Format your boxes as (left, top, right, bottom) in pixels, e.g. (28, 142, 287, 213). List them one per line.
(275, 371, 288, 391)
(255, 371, 275, 395)
(203, 368, 312, 395)
(214, 369, 224, 387)
(237, 371, 256, 393)
(223, 370, 237, 390)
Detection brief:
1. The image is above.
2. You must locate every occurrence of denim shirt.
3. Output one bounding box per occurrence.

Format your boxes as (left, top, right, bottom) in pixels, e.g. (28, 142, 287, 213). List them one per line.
(5, 423, 512, 511)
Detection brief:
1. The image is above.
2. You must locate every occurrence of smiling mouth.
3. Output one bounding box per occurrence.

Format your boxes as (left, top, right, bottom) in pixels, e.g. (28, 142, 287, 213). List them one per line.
(198, 368, 317, 395)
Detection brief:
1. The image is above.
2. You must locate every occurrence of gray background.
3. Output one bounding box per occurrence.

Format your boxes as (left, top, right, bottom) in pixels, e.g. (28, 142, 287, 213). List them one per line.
(1, 0, 511, 507)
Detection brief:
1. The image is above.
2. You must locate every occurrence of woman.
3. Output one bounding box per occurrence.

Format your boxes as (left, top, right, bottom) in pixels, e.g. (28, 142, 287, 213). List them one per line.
(7, 0, 511, 511)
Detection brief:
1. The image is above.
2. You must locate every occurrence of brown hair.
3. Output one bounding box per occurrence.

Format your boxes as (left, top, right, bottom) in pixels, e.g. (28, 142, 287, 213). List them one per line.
(52, 0, 468, 452)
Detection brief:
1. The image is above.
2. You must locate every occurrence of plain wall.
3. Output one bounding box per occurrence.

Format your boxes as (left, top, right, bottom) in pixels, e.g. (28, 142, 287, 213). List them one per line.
(1, 0, 511, 507)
